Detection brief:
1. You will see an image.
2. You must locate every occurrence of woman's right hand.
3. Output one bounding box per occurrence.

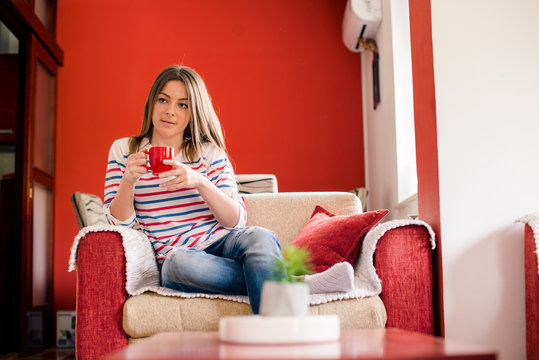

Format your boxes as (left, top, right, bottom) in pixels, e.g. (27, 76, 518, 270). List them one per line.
(124, 151, 148, 184)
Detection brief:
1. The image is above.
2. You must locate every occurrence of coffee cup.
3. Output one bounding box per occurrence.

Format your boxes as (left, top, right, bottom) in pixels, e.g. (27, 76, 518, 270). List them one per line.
(147, 146, 174, 174)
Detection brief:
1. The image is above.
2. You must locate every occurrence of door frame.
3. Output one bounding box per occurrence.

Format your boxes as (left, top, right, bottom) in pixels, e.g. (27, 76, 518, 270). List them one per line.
(19, 33, 58, 356)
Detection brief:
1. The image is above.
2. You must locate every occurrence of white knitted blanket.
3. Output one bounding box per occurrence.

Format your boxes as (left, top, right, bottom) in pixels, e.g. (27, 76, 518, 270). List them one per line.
(515, 213, 539, 274)
(69, 220, 435, 305)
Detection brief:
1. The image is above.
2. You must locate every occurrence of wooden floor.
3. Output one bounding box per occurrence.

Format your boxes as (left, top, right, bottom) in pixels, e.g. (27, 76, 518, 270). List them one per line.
(0, 348, 75, 360)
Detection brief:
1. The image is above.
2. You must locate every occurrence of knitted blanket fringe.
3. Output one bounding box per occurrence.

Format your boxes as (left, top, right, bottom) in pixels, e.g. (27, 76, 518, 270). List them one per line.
(69, 220, 435, 305)
(515, 213, 539, 274)
(68, 225, 161, 293)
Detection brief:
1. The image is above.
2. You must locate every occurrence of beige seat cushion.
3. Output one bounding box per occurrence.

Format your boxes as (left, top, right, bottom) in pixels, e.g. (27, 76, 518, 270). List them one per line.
(123, 292, 386, 339)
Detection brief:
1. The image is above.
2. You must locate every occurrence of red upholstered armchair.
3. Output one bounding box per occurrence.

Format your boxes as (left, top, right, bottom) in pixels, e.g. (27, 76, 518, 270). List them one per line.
(70, 191, 438, 360)
(518, 214, 539, 360)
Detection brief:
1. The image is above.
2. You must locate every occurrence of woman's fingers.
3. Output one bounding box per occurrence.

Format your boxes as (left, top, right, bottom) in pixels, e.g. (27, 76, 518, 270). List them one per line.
(160, 160, 187, 175)
(162, 158, 178, 168)
(128, 151, 147, 163)
(159, 175, 187, 190)
(125, 151, 149, 182)
(158, 165, 184, 189)
(128, 157, 147, 171)
(158, 160, 199, 190)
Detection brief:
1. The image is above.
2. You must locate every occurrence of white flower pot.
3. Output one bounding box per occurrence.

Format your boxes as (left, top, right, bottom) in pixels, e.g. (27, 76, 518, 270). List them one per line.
(259, 281, 310, 316)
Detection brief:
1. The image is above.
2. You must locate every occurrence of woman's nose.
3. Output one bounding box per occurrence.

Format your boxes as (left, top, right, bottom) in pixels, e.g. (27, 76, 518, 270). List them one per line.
(165, 103, 175, 116)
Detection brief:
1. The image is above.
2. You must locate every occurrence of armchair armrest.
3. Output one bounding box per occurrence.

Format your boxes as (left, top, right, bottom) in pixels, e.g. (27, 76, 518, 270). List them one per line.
(516, 213, 539, 360)
(374, 224, 435, 335)
(75, 231, 128, 359)
(524, 223, 538, 360)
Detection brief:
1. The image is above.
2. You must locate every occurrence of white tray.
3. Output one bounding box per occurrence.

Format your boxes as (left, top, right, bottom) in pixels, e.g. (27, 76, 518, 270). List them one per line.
(219, 315, 340, 344)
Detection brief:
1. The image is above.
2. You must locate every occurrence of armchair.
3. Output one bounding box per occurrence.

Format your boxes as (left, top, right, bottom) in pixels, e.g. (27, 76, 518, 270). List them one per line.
(70, 190, 436, 360)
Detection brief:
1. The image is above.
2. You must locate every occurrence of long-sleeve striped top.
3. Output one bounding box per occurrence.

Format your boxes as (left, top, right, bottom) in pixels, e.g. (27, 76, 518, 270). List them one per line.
(103, 137, 247, 264)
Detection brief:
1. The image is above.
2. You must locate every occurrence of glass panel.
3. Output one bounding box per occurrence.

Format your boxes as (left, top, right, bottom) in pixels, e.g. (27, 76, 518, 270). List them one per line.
(0, 21, 19, 140)
(34, 0, 51, 31)
(32, 182, 52, 307)
(34, 60, 55, 175)
(0, 145, 15, 177)
(0, 21, 19, 54)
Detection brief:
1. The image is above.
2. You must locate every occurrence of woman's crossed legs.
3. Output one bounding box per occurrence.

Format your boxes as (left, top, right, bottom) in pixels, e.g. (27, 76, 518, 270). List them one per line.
(161, 226, 282, 314)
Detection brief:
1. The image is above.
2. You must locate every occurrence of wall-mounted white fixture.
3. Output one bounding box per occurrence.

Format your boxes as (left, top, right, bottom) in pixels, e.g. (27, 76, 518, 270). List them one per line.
(342, 0, 382, 53)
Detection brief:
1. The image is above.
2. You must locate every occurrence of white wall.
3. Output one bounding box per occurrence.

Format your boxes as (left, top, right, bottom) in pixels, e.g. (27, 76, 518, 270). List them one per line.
(362, 0, 397, 217)
(431, 0, 539, 359)
(391, 0, 416, 204)
(363, 0, 416, 219)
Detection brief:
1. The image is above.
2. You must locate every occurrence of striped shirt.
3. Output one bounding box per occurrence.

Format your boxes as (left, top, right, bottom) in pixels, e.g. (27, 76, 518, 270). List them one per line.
(103, 137, 247, 264)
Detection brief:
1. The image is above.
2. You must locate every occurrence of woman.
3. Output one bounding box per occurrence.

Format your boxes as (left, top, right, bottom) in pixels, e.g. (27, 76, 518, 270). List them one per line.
(103, 65, 282, 314)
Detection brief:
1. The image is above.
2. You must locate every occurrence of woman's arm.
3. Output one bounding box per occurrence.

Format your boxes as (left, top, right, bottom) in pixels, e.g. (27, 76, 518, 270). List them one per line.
(109, 176, 137, 221)
(109, 151, 148, 221)
(103, 139, 148, 226)
(196, 175, 241, 228)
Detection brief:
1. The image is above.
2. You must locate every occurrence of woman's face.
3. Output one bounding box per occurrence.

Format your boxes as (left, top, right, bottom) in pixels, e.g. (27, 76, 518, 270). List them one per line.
(151, 80, 190, 146)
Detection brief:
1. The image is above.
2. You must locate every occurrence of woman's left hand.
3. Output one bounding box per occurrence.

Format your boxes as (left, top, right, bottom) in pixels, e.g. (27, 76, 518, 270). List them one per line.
(158, 159, 208, 191)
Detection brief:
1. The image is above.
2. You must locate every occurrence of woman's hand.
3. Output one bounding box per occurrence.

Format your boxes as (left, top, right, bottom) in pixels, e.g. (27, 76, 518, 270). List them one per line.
(159, 159, 240, 227)
(158, 159, 208, 191)
(124, 151, 148, 184)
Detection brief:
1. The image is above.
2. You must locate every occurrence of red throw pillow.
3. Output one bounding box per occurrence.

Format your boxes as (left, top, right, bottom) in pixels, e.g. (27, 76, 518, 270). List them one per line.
(291, 205, 389, 273)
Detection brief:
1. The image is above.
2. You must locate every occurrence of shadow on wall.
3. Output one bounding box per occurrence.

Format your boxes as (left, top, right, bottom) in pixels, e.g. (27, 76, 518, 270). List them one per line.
(449, 223, 525, 360)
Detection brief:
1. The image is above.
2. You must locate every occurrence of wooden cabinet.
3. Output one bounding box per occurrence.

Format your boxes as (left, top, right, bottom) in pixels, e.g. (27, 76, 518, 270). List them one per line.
(0, 1, 62, 356)
(0, 15, 22, 355)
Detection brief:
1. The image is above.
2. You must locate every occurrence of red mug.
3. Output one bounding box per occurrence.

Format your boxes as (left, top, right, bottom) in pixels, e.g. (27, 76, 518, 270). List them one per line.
(147, 146, 174, 174)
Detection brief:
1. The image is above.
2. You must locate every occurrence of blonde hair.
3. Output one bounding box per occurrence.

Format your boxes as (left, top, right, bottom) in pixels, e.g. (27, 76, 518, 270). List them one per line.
(129, 65, 226, 163)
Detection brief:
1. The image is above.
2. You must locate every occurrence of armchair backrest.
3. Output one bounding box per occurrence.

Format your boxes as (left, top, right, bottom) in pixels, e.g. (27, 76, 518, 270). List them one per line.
(71, 192, 107, 229)
(243, 192, 361, 245)
(70, 177, 362, 244)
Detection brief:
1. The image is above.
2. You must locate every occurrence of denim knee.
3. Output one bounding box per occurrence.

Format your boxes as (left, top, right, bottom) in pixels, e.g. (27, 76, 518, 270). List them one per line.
(241, 226, 281, 255)
(161, 247, 199, 288)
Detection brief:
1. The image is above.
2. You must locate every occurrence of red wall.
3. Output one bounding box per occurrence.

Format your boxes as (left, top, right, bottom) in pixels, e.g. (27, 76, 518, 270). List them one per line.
(54, 0, 365, 311)
(409, 0, 444, 335)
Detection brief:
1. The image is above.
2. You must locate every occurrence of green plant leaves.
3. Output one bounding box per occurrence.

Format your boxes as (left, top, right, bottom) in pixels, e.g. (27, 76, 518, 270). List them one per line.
(269, 244, 314, 282)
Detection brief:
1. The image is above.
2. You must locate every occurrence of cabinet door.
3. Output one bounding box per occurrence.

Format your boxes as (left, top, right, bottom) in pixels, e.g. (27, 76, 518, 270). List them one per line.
(0, 16, 22, 355)
(19, 33, 57, 356)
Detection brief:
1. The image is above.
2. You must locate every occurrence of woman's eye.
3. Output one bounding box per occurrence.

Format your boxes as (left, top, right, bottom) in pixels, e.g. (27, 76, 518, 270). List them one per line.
(179, 103, 188, 109)
(158, 97, 167, 103)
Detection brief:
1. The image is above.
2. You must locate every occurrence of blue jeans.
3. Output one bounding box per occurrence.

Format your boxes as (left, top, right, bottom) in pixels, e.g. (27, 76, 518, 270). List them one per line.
(160, 226, 282, 314)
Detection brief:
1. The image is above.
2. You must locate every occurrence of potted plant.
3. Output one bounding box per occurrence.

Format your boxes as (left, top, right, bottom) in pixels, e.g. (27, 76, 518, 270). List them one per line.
(259, 244, 314, 316)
